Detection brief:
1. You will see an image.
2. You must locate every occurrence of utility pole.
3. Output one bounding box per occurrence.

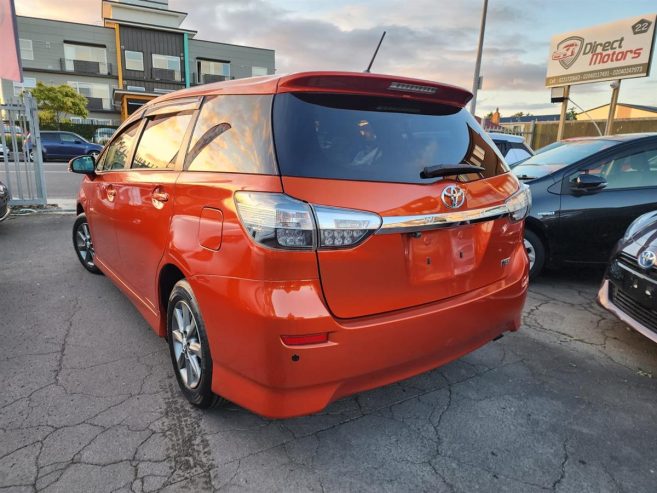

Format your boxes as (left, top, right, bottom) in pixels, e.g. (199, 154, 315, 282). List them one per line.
(470, 0, 488, 116)
(605, 80, 621, 136)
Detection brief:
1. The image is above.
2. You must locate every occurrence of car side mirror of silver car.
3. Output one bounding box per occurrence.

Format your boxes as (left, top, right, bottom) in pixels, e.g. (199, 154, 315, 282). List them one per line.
(69, 155, 96, 175)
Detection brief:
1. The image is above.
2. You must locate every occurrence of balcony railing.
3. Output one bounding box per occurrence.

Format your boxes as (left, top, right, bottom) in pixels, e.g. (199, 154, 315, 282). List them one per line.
(151, 67, 182, 82)
(60, 58, 113, 76)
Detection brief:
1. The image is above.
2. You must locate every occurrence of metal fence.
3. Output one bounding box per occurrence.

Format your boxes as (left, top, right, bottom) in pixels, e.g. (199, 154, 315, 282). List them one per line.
(1, 94, 47, 206)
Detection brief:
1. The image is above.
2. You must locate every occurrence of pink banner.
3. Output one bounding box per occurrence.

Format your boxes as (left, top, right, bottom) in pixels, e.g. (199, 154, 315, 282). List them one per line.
(0, 0, 22, 82)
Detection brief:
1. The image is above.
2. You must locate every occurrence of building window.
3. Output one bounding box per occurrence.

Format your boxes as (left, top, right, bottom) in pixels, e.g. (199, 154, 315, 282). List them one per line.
(64, 43, 108, 74)
(19, 39, 34, 60)
(197, 60, 230, 84)
(68, 81, 111, 110)
(124, 50, 144, 71)
(152, 54, 181, 81)
(13, 78, 37, 97)
(252, 66, 268, 76)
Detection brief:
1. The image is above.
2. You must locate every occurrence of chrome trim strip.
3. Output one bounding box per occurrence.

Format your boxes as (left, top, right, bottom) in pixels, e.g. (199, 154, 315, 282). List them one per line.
(376, 203, 509, 235)
(617, 262, 657, 284)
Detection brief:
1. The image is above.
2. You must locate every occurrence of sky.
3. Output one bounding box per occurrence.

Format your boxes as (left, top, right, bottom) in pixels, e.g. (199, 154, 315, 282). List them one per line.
(14, 0, 657, 117)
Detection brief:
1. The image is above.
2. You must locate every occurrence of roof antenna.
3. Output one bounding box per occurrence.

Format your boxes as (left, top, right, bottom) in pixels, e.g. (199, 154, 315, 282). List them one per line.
(364, 31, 386, 73)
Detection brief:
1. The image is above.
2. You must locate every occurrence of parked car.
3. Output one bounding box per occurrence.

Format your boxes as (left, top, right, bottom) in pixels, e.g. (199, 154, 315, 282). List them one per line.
(0, 180, 10, 222)
(93, 127, 116, 145)
(69, 71, 530, 418)
(513, 133, 657, 278)
(598, 211, 657, 343)
(489, 132, 534, 166)
(28, 131, 103, 161)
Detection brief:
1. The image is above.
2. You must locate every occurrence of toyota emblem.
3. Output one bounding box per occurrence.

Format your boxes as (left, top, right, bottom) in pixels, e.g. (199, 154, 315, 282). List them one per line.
(441, 185, 465, 209)
(638, 250, 656, 270)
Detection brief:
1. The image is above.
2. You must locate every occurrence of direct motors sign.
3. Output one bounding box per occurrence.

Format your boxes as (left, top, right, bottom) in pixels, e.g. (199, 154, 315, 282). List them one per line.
(546, 14, 657, 87)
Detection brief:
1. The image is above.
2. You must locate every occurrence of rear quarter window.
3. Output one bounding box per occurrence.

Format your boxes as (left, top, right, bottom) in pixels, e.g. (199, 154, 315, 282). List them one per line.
(185, 95, 276, 174)
(272, 93, 508, 184)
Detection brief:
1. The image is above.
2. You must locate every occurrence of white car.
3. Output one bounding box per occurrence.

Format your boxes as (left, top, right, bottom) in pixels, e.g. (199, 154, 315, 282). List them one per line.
(489, 132, 534, 166)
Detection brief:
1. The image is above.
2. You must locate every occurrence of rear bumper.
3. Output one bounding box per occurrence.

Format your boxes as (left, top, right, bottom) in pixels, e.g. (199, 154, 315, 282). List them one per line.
(192, 246, 528, 418)
(597, 279, 657, 344)
(0, 202, 10, 222)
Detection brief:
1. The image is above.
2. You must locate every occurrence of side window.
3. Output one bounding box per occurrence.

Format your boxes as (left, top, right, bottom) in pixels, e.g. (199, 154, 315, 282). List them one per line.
(132, 112, 192, 170)
(570, 148, 657, 190)
(60, 133, 78, 143)
(99, 122, 141, 171)
(185, 95, 276, 174)
(41, 133, 59, 143)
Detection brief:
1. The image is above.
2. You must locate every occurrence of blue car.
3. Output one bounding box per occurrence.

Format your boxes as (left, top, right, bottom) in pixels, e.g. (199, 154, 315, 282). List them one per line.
(28, 131, 103, 161)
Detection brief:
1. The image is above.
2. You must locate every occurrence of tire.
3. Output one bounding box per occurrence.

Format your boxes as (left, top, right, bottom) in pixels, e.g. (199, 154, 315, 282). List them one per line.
(167, 279, 226, 409)
(524, 229, 546, 279)
(72, 213, 102, 274)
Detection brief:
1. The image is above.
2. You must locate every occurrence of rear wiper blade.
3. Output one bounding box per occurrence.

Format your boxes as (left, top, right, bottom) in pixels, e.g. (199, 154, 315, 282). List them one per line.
(420, 164, 485, 179)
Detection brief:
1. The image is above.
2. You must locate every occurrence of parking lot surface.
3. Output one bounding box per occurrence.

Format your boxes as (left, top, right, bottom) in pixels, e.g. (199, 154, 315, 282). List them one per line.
(1, 214, 657, 492)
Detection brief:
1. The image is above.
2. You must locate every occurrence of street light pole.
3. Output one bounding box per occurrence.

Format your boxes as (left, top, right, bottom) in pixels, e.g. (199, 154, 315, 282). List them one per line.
(470, 0, 488, 116)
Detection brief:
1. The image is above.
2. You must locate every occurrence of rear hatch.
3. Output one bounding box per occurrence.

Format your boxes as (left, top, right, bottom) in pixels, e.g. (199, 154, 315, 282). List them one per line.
(272, 74, 522, 319)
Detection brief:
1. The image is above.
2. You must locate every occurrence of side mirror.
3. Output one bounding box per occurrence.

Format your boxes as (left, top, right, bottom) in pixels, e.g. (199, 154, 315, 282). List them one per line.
(74, 140, 82, 144)
(69, 155, 96, 175)
(572, 173, 607, 192)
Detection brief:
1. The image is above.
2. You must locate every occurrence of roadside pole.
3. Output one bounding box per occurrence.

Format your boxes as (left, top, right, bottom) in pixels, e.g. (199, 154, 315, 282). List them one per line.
(469, 0, 488, 116)
(605, 80, 621, 136)
(556, 85, 570, 141)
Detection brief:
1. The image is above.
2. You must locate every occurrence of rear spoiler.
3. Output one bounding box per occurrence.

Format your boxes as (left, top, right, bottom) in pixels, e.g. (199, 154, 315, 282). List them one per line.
(276, 71, 473, 108)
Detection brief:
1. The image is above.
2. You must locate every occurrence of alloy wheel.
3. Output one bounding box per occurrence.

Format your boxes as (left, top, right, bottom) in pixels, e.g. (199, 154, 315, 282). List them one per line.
(171, 300, 203, 389)
(75, 221, 96, 269)
(524, 238, 536, 271)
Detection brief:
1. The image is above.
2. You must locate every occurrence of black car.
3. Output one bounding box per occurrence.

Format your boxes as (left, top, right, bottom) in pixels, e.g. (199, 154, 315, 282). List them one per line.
(513, 133, 657, 277)
(598, 211, 657, 343)
(0, 180, 10, 222)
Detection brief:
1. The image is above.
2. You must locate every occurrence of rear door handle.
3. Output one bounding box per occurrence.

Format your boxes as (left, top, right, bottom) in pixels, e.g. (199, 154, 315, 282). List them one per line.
(152, 187, 169, 209)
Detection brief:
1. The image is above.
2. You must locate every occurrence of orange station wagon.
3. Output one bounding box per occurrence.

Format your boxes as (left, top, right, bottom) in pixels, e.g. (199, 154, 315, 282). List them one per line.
(70, 71, 530, 418)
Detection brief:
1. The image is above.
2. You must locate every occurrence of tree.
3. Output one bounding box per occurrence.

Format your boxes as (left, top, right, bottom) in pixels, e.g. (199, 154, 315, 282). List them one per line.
(484, 111, 494, 120)
(512, 111, 525, 117)
(566, 107, 578, 120)
(30, 82, 88, 128)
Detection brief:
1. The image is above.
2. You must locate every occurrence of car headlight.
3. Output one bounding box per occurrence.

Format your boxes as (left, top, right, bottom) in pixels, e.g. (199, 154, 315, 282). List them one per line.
(505, 184, 532, 222)
(623, 211, 657, 241)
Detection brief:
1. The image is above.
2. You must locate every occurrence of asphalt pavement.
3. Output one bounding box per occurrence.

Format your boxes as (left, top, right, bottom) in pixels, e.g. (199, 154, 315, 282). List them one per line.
(1, 214, 657, 492)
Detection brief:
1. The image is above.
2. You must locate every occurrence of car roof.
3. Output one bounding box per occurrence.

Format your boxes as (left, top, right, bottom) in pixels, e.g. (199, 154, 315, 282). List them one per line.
(488, 132, 525, 143)
(150, 71, 474, 109)
(562, 132, 657, 143)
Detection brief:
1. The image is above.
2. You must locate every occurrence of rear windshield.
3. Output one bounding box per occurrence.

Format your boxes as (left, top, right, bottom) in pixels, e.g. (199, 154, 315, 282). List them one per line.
(272, 93, 508, 184)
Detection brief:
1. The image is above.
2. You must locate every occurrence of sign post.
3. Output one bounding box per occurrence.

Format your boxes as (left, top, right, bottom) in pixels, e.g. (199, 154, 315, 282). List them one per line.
(546, 14, 656, 139)
(605, 80, 621, 135)
(556, 85, 570, 141)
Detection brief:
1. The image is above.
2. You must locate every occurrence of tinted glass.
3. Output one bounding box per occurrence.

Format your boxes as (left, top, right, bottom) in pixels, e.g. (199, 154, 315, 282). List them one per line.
(186, 95, 276, 174)
(514, 139, 618, 179)
(60, 133, 83, 143)
(132, 113, 192, 170)
(569, 148, 657, 190)
(41, 133, 59, 142)
(99, 122, 141, 171)
(272, 93, 507, 184)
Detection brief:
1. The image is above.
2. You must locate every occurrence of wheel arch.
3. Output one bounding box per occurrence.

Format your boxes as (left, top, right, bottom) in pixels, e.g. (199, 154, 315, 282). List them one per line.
(158, 263, 187, 337)
(525, 217, 550, 264)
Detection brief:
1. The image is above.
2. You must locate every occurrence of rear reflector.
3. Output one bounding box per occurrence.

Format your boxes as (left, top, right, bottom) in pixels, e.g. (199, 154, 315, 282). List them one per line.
(281, 333, 329, 346)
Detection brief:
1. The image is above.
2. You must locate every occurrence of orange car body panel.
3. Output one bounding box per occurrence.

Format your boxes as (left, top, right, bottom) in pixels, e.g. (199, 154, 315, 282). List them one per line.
(78, 71, 528, 418)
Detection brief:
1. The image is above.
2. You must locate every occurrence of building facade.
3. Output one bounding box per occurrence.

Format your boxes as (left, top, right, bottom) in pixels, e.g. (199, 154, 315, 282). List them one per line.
(1, 0, 275, 124)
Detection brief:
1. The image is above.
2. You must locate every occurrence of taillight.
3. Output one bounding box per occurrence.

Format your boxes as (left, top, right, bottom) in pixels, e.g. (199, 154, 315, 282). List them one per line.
(234, 192, 316, 250)
(505, 185, 531, 222)
(234, 192, 382, 250)
(313, 205, 381, 248)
